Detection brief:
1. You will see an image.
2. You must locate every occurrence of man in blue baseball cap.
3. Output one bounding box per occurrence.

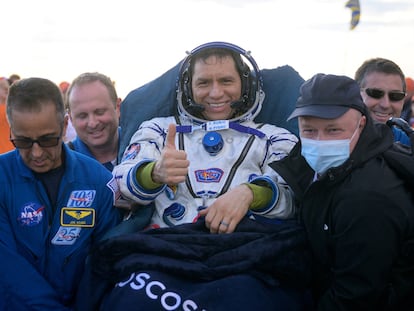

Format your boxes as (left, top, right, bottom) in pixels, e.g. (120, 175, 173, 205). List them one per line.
(270, 73, 414, 310)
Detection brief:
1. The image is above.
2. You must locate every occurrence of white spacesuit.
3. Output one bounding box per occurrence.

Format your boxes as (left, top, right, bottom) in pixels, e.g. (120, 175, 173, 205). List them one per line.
(113, 42, 298, 228)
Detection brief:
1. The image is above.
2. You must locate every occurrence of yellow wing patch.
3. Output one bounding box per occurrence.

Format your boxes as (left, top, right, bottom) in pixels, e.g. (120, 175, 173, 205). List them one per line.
(61, 207, 95, 227)
(65, 210, 92, 220)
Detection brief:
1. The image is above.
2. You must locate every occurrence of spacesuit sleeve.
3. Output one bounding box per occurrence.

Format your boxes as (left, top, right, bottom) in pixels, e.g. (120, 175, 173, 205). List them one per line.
(248, 175, 296, 219)
(251, 126, 298, 219)
(113, 118, 171, 204)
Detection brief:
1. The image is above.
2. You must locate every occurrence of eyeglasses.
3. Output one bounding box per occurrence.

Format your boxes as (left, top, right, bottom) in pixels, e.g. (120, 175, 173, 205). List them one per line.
(10, 135, 61, 149)
(363, 88, 406, 102)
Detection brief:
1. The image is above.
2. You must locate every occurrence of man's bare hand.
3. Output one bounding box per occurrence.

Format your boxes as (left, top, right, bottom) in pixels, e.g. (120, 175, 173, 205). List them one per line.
(152, 124, 189, 185)
(199, 184, 253, 234)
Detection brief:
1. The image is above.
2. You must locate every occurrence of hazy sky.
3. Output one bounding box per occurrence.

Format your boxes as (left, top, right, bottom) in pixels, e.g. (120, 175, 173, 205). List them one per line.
(2, 0, 414, 98)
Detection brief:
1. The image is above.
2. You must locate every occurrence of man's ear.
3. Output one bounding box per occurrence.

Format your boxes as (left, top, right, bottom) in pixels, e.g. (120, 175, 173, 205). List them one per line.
(116, 98, 122, 118)
(63, 113, 69, 139)
(359, 115, 367, 130)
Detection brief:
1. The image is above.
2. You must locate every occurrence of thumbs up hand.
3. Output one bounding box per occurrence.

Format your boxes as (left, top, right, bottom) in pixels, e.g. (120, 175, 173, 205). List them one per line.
(152, 124, 189, 185)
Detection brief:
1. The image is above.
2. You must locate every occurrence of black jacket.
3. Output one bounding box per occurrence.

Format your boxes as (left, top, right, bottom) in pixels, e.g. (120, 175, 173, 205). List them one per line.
(270, 118, 414, 311)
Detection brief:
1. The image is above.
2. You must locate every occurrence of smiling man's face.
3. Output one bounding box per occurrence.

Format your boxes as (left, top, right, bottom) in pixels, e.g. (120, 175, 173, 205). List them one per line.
(191, 55, 242, 121)
(359, 71, 406, 123)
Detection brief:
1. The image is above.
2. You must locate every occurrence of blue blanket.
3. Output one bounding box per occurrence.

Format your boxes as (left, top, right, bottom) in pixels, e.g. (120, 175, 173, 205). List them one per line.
(76, 218, 312, 310)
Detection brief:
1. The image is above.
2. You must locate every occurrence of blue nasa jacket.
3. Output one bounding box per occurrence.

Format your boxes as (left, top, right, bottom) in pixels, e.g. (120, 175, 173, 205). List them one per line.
(0, 145, 121, 310)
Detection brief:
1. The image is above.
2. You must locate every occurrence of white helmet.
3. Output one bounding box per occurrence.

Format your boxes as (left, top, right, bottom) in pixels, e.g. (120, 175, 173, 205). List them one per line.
(176, 41, 265, 124)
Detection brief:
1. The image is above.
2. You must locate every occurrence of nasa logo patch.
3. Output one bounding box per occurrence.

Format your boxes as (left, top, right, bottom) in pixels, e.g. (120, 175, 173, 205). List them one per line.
(18, 202, 45, 226)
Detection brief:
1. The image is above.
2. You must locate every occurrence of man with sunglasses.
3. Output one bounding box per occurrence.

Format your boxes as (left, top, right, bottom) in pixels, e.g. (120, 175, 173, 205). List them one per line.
(0, 77, 122, 310)
(355, 57, 411, 145)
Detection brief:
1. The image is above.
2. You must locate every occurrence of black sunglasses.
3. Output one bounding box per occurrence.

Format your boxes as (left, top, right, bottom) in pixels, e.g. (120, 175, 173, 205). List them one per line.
(10, 135, 61, 149)
(363, 88, 406, 102)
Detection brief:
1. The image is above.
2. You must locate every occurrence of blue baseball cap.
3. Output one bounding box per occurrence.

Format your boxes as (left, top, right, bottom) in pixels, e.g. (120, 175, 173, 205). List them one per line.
(288, 73, 366, 120)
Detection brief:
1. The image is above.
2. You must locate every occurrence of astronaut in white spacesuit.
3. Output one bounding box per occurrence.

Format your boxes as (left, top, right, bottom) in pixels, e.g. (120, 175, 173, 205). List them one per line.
(113, 41, 298, 233)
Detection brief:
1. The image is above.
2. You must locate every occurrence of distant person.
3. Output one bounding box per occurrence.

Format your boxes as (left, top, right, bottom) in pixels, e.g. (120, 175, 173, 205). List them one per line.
(270, 73, 414, 310)
(59, 81, 70, 107)
(59, 81, 70, 96)
(66, 72, 121, 171)
(0, 77, 9, 105)
(401, 77, 414, 127)
(0, 78, 9, 105)
(113, 42, 298, 233)
(0, 77, 14, 153)
(59, 81, 76, 142)
(7, 73, 20, 85)
(0, 77, 122, 309)
(355, 57, 411, 144)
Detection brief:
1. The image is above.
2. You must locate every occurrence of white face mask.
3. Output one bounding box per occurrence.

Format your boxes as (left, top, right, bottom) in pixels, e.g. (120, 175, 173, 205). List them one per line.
(300, 119, 361, 175)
